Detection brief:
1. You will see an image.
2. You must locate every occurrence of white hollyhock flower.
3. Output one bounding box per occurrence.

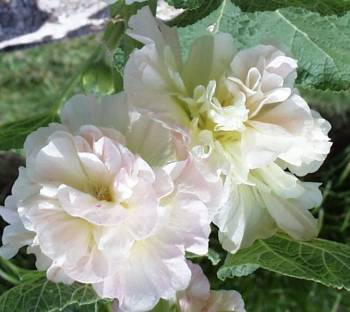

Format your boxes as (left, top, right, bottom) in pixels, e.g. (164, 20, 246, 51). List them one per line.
(125, 7, 331, 177)
(124, 7, 331, 250)
(0, 93, 223, 311)
(176, 261, 245, 312)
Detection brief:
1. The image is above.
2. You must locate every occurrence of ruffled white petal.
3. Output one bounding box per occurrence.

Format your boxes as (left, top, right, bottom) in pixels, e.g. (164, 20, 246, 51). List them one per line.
(216, 163, 320, 252)
(94, 238, 191, 312)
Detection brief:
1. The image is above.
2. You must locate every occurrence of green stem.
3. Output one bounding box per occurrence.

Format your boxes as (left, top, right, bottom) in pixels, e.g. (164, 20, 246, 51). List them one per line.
(338, 160, 350, 186)
(0, 257, 21, 277)
(330, 293, 342, 312)
(52, 47, 102, 113)
(149, 0, 158, 15)
(0, 269, 20, 285)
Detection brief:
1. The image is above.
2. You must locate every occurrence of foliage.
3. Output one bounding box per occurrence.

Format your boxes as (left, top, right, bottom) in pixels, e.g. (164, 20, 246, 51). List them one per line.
(0, 0, 349, 311)
(179, 0, 350, 91)
(165, 0, 205, 9)
(167, 0, 222, 27)
(218, 234, 350, 290)
(0, 272, 107, 312)
(232, 0, 350, 16)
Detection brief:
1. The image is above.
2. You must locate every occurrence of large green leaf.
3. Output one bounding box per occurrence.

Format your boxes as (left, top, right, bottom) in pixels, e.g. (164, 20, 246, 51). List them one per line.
(0, 113, 58, 151)
(179, 0, 350, 91)
(0, 272, 104, 312)
(233, 0, 350, 16)
(218, 234, 350, 290)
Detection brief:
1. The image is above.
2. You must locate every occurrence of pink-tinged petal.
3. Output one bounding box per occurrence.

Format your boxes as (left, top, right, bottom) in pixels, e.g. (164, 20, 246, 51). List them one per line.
(24, 208, 107, 283)
(205, 290, 246, 312)
(94, 238, 191, 312)
(153, 167, 174, 198)
(176, 261, 210, 312)
(164, 156, 224, 219)
(255, 94, 311, 134)
(265, 55, 297, 81)
(160, 193, 210, 255)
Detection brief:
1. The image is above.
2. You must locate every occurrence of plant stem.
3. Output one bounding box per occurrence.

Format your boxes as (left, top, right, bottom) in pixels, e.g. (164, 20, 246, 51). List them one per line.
(149, 0, 158, 15)
(0, 269, 20, 285)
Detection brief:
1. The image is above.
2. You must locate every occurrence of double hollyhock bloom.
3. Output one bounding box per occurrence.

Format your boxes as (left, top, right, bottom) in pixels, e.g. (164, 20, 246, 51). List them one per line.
(125, 7, 332, 253)
(0, 5, 332, 312)
(0, 93, 225, 311)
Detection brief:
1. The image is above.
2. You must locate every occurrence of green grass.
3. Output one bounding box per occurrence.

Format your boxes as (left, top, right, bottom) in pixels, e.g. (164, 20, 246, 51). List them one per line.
(0, 35, 101, 125)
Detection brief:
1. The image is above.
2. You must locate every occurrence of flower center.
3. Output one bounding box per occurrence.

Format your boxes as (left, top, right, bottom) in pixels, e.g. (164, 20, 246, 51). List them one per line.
(91, 184, 114, 202)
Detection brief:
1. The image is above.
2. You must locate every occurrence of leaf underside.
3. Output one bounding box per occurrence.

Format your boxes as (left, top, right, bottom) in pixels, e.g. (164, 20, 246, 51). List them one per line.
(0, 272, 102, 312)
(218, 234, 350, 291)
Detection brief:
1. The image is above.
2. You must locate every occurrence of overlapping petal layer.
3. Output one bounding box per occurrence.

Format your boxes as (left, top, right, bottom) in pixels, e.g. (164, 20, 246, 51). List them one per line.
(0, 93, 222, 311)
(125, 7, 331, 251)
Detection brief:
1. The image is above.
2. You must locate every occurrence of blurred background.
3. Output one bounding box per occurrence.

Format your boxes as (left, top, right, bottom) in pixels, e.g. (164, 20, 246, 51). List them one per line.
(0, 1, 350, 311)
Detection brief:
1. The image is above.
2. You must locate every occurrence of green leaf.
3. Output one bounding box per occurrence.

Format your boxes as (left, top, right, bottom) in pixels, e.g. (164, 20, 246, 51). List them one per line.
(168, 0, 222, 27)
(232, 0, 350, 16)
(218, 234, 350, 290)
(0, 272, 104, 312)
(179, 0, 350, 91)
(0, 113, 58, 151)
(207, 248, 222, 266)
(151, 299, 177, 312)
(221, 269, 350, 312)
(165, 0, 205, 9)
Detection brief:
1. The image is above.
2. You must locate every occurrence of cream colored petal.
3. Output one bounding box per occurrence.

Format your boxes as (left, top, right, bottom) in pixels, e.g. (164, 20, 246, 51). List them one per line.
(183, 33, 236, 93)
(60, 93, 130, 135)
(24, 123, 67, 160)
(215, 182, 275, 253)
(241, 122, 292, 169)
(29, 132, 88, 189)
(126, 114, 176, 166)
(278, 110, 332, 176)
(127, 6, 181, 64)
(124, 44, 190, 128)
(0, 196, 35, 259)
